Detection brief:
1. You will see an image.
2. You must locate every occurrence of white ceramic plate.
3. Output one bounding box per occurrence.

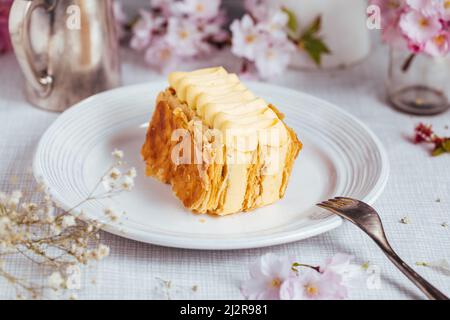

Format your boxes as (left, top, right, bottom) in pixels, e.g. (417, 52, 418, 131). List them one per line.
(33, 81, 389, 250)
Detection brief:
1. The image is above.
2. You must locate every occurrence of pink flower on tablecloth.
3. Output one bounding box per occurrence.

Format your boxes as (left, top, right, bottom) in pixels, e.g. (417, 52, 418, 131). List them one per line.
(280, 268, 348, 300)
(242, 253, 364, 300)
(320, 253, 364, 288)
(241, 253, 294, 300)
(399, 9, 442, 43)
(0, 0, 13, 55)
(414, 122, 450, 156)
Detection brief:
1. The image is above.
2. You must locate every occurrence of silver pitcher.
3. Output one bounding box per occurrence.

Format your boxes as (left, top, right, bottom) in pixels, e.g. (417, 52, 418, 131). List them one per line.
(9, 0, 121, 112)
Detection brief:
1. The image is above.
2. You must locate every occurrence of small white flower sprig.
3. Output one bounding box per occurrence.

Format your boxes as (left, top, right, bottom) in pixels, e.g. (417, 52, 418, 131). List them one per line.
(0, 149, 136, 299)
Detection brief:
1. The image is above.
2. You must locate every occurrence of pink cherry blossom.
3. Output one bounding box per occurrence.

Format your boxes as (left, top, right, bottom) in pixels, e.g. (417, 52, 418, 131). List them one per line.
(370, 0, 405, 28)
(256, 10, 289, 40)
(165, 17, 209, 57)
(372, 0, 450, 56)
(128, 0, 227, 71)
(407, 0, 443, 17)
(254, 38, 295, 79)
(231, 6, 295, 79)
(441, 0, 450, 20)
(424, 31, 450, 56)
(399, 9, 442, 43)
(319, 253, 363, 288)
(244, 0, 277, 22)
(113, 0, 128, 40)
(144, 38, 179, 73)
(280, 269, 348, 300)
(0, 0, 13, 55)
(200, 10, 229, 42)
(241, 253, 294, 300)
(113, 1, 127, 25)
(230, 14, 263, 60)
(150, 0, 172, 17)
(204, 21, 229, 43)
(407, 39, 426, 53)
(130, 10, 158, 51)
(173, 0, 221, 20)
(370, 0, 406, 47)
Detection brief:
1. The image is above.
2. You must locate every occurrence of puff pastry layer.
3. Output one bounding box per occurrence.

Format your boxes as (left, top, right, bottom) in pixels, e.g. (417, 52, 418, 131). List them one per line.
(141, 67, 302, 215)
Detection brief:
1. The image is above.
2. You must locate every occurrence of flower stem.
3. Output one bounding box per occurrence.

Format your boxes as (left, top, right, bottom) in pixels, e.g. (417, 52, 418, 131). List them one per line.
(401, 53, 416, 73)
(292, 263, 321, 273)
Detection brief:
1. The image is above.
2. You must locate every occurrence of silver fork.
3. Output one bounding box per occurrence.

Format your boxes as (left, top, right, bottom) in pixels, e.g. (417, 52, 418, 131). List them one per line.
(317, 196, 448, 300)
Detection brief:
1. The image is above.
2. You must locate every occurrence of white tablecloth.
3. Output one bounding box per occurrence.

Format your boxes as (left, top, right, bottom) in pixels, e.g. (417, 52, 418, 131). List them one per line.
(1, 45, 449, 300)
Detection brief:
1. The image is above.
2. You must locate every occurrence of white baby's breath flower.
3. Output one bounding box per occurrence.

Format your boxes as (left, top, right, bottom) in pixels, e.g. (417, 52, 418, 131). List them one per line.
(15, 294, 25, 300)
(96, 244, 110, 260)
(400, 216, 410, 224)
(43, 206, 55, 223)
(21, 202, 38, 214)
(48, 272, 64, 290)
(108, 168, 121, 180)
(0, 192, 6, 204)
(122, 176, 135, 191)
(104, 207, 122, 222)
(125, 167, 137, 179)
(61, 215, 77, 228)
(65, 265, 81, 290)
(417, 259, 450, 277)
(112, 149, 124, 160)
(8, 190, 22, 208)
(102, 177, 117, 192)
(0, 216, 12, 238)
(0, 148, 135, 299)
(85, 224, 94, 233)
(11, 190, 23, 200)
(70, 244, 85, 259)
(69, 293, 78, 300)
(36, 183, 47, 193)
(50, 224, 62, 236)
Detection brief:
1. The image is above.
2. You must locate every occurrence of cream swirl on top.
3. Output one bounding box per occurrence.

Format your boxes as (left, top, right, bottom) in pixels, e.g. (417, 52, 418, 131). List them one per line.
(168, 67, 288, 148)
(165, 67, 296, 214)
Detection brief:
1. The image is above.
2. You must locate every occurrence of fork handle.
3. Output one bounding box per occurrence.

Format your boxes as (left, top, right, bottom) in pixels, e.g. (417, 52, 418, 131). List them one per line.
(378, 243, 448, 300)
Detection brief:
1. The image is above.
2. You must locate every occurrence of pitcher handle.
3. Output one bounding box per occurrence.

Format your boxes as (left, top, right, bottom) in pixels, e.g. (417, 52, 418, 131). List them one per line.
(9, 0, 53, 97)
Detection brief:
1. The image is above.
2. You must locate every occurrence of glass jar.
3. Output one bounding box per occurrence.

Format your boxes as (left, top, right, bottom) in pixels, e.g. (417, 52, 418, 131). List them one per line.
(387, 48, 450, 115)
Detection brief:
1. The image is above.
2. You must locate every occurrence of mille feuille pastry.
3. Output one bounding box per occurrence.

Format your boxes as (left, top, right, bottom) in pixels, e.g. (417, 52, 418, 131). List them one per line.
(141, 67, 302, 215)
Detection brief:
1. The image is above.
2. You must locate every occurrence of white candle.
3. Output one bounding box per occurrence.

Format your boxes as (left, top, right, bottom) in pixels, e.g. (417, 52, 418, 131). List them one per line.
(278, 0, 371, 69)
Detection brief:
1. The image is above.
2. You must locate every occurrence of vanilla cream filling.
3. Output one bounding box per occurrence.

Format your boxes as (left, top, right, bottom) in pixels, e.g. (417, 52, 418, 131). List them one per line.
(168, 67, 290, 214)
